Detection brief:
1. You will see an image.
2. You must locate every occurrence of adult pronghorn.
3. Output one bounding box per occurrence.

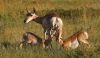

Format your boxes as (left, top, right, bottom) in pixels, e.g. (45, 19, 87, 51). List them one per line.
(59, 31, 90, 49)
(19, 32, 52, 49)
(24, 8, 63, 45)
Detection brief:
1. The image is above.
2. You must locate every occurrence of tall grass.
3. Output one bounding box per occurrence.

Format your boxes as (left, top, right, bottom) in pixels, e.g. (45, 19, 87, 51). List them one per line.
(0, 0, 100, 58)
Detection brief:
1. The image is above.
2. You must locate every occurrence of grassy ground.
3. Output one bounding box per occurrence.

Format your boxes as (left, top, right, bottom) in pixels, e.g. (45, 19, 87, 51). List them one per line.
(0, 0, 100, 58)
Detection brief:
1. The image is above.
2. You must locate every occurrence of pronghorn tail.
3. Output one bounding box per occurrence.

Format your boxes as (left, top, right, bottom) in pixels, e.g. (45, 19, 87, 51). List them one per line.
(83, 31, 88, 39)
(79, 27, 88, 39)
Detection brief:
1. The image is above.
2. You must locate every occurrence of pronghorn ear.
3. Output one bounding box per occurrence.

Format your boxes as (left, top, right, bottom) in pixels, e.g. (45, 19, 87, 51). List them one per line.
(25, 8, 31, 13)
(33, 7, 36, 13)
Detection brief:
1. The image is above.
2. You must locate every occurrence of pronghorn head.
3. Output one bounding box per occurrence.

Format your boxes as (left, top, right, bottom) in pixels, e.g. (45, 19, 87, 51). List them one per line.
(24, 8, 38, 23)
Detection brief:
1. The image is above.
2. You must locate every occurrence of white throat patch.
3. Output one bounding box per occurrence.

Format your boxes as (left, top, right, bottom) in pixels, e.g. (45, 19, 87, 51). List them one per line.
(26, 16, 33, 23)
(71, 38, 79, 49)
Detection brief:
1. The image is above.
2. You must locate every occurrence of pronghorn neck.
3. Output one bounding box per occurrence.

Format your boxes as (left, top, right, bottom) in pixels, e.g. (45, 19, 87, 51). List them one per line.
(32, 16, 44, 24)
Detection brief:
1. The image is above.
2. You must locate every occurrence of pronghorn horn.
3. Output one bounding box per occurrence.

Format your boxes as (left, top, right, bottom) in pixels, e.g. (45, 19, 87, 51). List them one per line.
(33, 7, 36, 13)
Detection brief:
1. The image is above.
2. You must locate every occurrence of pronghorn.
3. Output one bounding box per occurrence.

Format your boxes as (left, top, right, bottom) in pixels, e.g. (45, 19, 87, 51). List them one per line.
(19, 32, 52, 49)
(24, 8, 63, 45)
(59, 31, 90, 49)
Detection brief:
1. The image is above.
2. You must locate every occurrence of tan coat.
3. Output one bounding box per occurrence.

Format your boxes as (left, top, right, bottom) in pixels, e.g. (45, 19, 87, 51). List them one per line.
(19, 32, 52, 49)
(60, 31, 90, 49)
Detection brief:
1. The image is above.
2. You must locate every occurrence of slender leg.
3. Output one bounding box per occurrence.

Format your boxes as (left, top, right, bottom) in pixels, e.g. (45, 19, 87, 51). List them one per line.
(58, 28, 62, 43)
(80, 39, 90, 47)
(51, 30, 56, 38)
(19, 43, 23, 49)
(54, 28, 62, 49)
(43, 29, 47, 48)
(19, 41, 25, 49)
(44, 30, 47, 40)
(42, 39, 45, 48)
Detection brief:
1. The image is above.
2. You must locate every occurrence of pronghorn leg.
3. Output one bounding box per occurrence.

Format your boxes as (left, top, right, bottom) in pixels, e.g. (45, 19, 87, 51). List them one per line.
(48, 29, 52, 39)
(51, 30, 56, 38)
(42, 39, 45, 48)
(19, 41, 26, 49)
(42, 40, 46, 48)
(80, 39, 90, 47)
(54, 29, 62, 49)
(45, 29, 53, 49)
(57, 28, 62, 43)
(44, 29, 47, 40)
(55, 29, 62, 41)
(47, 39, 52, 49)
(43, 29, 48, 48)
(19, 43, 23, 49)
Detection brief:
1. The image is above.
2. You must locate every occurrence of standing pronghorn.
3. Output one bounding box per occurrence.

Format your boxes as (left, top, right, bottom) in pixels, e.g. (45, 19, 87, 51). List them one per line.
(59, 31, 90, 49)
(24, 8, 63, 46)
(19, 32, 52, 49)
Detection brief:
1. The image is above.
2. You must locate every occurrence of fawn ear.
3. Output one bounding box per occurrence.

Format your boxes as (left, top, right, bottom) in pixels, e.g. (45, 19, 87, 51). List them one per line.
(33, 7, 36, 13)
(25, 8, 31, 13)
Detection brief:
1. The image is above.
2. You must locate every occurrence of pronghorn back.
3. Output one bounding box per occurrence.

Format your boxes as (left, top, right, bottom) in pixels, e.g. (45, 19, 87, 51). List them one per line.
(77, 31, 88, 41)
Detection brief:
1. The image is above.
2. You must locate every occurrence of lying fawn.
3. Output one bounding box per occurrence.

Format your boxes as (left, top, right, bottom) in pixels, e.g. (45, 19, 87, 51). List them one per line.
(59, 31, 90, 49)
(19, 32, 52, 49)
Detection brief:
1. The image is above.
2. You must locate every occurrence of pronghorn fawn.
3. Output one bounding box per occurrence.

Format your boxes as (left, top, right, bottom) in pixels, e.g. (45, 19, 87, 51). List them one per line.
(59, 31, 90, 49)
(19, 32, 52, 49)
(24, 8, 63, 45)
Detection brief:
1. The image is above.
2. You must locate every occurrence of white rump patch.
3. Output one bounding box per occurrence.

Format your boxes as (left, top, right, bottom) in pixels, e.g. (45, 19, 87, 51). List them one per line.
(26, 17, 33, 23)
(71, 38, 79, 49)
(51, 17, 63, 29)
(84, 32, 88, 39)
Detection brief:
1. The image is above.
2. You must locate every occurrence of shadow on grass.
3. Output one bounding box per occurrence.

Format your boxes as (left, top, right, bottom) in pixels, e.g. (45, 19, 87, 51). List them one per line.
(0, 41, 20, 49)
(0, 41, 11, 48)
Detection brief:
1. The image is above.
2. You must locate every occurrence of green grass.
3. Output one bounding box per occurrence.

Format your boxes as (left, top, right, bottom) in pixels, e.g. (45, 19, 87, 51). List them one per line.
(0, 0, 100, 58)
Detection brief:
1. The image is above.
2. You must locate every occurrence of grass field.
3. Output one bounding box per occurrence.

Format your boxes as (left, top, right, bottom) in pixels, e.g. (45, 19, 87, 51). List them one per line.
(0, 0, 100, 58)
